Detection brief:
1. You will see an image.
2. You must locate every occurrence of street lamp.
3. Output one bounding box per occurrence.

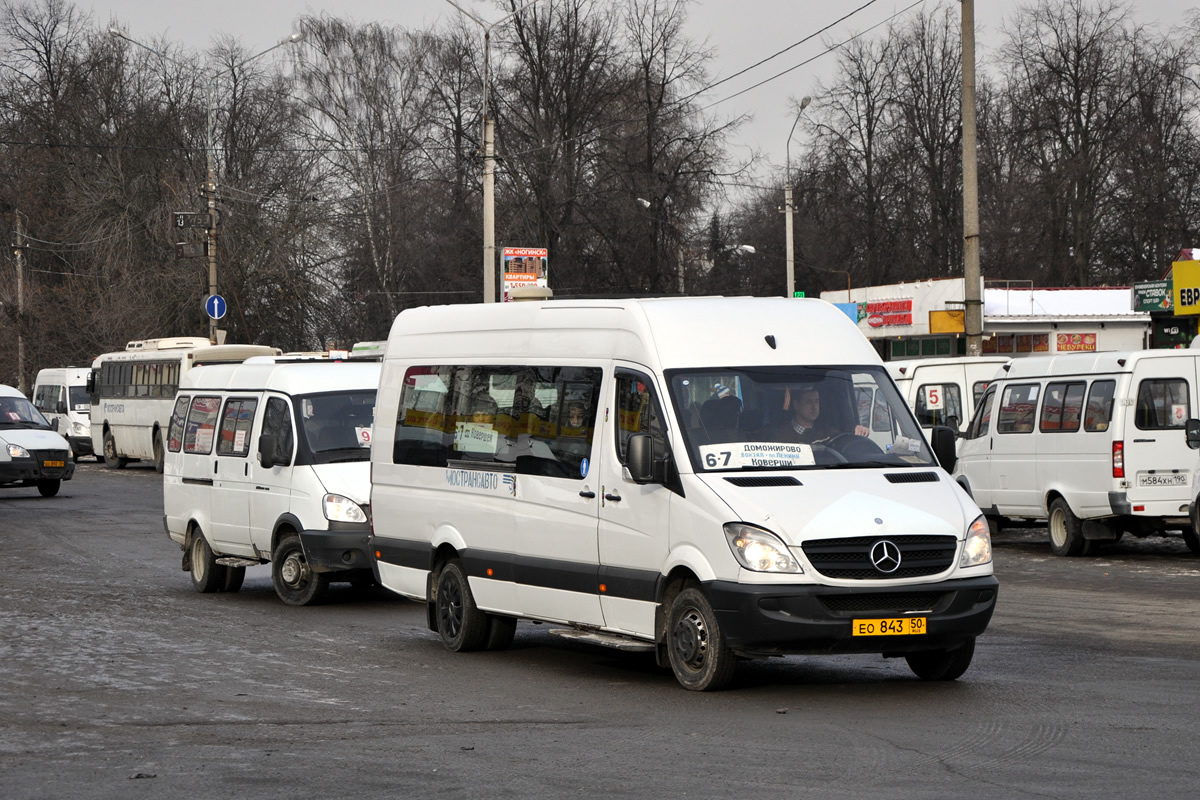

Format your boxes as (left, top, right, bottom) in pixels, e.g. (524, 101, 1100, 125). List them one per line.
(784, 95, 812, 299)
(444, 0, 544, 303)
(109, 27, 304, 342)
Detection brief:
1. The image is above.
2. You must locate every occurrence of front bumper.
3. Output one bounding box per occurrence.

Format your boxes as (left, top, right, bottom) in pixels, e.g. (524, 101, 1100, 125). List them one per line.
(706, 574, 998, 656)
(298, 524, 372, 573)
(68, 436, 93, 457)
(0, 452, 75, 484)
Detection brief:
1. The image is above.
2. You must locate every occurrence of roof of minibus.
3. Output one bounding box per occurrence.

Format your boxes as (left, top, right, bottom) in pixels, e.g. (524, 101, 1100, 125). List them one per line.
(34, 367, 91, 384)
(178, 359, 381, 396)
(885, 356, 1010, 382)
(385, 297, 879, 369)
(996, 349, 1199, 380)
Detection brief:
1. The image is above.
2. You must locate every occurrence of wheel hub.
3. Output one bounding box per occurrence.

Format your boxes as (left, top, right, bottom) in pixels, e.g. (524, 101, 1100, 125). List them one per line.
(672, 609, 707, 668)
(280, 553, 307, 587)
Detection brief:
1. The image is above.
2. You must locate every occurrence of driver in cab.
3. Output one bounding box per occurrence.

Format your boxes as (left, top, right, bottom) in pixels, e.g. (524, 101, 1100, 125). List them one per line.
(772, 383, 869, 444)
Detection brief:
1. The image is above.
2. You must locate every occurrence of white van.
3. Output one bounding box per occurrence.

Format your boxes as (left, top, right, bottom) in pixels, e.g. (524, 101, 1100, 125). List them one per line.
(0, 383, 75, 496)
(886, 357, 1009, 434)
(369, 298, 998, 690)
(163, 356, 379, 604)
(33, 367, 93, 460)
(954, 350, 1200, 556)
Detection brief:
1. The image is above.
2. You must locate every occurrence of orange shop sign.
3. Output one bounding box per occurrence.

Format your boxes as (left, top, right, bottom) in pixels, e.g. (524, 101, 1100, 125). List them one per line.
(1056, 333, 1096, 352)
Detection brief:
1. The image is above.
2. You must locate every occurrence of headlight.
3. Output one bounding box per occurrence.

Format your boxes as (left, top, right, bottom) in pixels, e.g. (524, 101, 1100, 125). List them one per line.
(72, 422, 87, 436)
(6, 443, 30, 458)
(323, 493, 368, 524)
(723, 522, 803, 573)
(960, 515, 993, 567)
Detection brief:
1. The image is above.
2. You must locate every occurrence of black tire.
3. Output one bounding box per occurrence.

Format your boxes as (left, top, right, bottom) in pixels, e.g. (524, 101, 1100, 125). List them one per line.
(484, 615, 517, 651)
(905, 638, 976, 681)
(1183, 528, 1200, 555)
(152, 432, 165, 474)
(103, 430, 128, 469)
(271, 534, 329, 606)
(36, 479, 60, 497)
(1047, 497, 1085, 557)
(189, 529, 227, 593)
(222, 566, 246, 593)
(666, 586, 737, 691)
(435, 560, 490, 652)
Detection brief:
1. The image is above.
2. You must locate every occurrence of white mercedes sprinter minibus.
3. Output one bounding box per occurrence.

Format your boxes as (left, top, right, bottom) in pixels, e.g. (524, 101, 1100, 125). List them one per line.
(164, 356, 379, 604)
(954, 350, 1200, 556)
(369, 298, 998, 690)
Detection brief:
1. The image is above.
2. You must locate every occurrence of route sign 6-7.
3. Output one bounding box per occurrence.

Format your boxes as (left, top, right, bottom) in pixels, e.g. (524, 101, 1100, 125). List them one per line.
(173, 211, 209, 229)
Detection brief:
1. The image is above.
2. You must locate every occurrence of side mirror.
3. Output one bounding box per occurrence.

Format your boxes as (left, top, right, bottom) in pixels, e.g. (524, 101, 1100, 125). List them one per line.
(85, 371, 96, 393)
(56, 400, 68, 415)
(626, 433, 657, 484)
(946, 414, 960, 432)
(258, 434, 287, 468)
(1186, 419, 1200, 450)
(931, 425, 957, 473)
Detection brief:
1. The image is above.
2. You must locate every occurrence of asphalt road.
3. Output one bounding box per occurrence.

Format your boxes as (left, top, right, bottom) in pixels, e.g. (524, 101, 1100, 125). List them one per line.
(2, 462, 1198, 799)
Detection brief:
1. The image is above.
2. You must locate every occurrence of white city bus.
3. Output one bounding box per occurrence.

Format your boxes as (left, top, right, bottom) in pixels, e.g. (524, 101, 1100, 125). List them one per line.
(88, 337, 279, 472)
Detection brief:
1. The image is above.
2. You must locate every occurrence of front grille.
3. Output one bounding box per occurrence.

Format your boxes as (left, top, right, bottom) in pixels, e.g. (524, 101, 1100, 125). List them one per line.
(802, 534, 957, 580)
(819, 592, 946, 613)
(724, 476, 801, 487)
(31, 448, 69, 477)
(884, 472, 940, 483)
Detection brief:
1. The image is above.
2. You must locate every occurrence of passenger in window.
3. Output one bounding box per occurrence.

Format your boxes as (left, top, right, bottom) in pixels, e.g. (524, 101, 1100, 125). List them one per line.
(772, 384, 868, 444)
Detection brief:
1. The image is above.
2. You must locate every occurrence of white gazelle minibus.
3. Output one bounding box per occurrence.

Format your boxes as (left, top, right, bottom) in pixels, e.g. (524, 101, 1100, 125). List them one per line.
(368, 298, 998, 690)
(163, 356, 379, 604)
(954, 350, 1200, 556)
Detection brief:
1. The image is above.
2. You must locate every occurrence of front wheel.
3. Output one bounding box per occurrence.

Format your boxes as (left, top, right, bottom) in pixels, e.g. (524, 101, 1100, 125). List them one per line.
(666, 587, 737, 691)
(905, 638, 976, 681)
(36, 479, 60, 497)
(1048, 497, 1085, 556)
(189, 529, 227, 593)
(153, 432, 165, 474)
(103, 430, 128, 469)
(272, 534, 329, 606)
(435, 560, 489, 652)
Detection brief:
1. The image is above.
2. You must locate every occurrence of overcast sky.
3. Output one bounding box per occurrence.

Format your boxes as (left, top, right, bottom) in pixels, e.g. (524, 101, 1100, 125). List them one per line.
(88, 0, 1199, 174)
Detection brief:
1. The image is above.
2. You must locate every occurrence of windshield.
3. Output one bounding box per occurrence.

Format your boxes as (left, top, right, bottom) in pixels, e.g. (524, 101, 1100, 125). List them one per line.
(0, 395, 51, 429)
(666, 366, 935, 471)
(68, 386, 90, 413)
(297, 390, 376, 462)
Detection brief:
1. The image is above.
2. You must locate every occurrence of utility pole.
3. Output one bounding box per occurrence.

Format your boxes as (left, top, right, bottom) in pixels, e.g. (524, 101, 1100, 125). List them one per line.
(962, 0, 983, 356)
(205, 77, 219, 344)
(785, 96, 812, 298)
(13, 211, 26, 394)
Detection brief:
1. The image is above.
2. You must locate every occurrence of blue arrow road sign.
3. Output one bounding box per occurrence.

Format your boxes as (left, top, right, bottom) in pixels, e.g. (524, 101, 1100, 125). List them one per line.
(205, 294, 227, 320)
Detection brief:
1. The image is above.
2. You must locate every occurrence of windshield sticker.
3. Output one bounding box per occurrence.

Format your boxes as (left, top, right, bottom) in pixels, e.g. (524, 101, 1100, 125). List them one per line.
(699, 442, 816, 469)
(885, 435, 923, 454)
(355, 426, 372, 447)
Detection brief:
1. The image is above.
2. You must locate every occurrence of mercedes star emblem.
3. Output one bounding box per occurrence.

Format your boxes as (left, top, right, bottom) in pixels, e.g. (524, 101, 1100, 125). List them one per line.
(869, 539, 902, 574)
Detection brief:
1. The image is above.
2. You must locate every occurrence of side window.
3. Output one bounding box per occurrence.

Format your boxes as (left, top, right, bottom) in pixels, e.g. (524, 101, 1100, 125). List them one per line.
(965, 386, 995, 440)
(167, 396, 190, 452)
(184, 396, 221, 454)
(1040, 381, 1085, 433)
(393, 365, 602, 479)
(1085, 380, 1116, 432)
(217, 398, 258, 457)
(997, 384, 1039, 434)
(616, 371, 667, 465)
(914, 383, 963, 428)
(1135, 378, 1189, 429)
(972, 381, 990, 411)
(261, 397, 295, 463)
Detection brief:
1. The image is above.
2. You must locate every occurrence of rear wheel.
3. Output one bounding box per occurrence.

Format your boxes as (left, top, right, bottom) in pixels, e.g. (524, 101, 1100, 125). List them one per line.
(1183, 529, 1200, 555)
(152, 432, 165, 474)
(36, 479, 60, 497)
(435, 560, 489, 652)
(103, 430, 128, 469)
(666, 587, 737, 691)
(905, 638, 976, 681)
(272, 534, 328, 606)
(189, 529, 227, 593)
(1048, 497, 1085, 557)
